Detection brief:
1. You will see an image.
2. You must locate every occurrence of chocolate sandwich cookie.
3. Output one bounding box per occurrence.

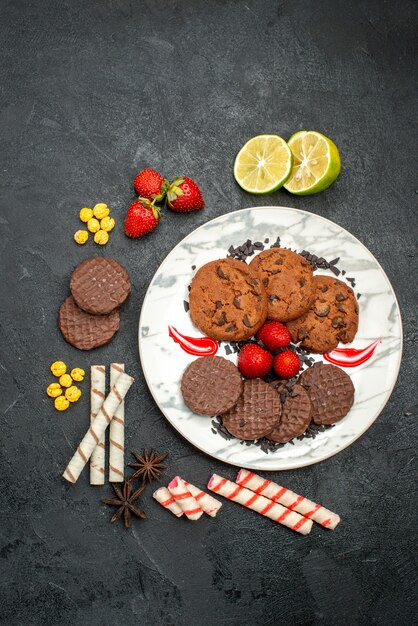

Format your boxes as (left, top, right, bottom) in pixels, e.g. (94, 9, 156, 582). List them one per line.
(189, 257, 268, 341)
(222, 379, 281, 440)
(59, 296, 120, 350)
(249, 248, 315, 322)
(299, 363, 355, 425)
(181, 356, 243, 416)
(268, 383, 312, 443)
(286, 275, 359, 353)
(70, 257, 131, 315)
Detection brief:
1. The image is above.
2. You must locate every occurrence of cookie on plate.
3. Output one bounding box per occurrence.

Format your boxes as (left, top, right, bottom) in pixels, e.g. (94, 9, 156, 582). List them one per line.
(286, 275, 359, 353)
(268, 383, 313, 443)
(181, 356, 243, 416)
(299, 363, 355, 425)
(70, 257, 131, 315)
(59, 295, 120, 350)
(249, 248, 315, 322)
(189, 258, 268, 341)
(222, 379, 281, 440)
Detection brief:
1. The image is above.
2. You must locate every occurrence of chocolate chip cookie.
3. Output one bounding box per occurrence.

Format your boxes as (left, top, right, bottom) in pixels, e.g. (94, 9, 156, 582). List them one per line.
(268, 383, 313, 443)
(299, 363, 355, 425)
(222, 379, 281, 440)
(286, 275, 359, 353)
(189, 257, 268, 341)
(249, 248, 315, 322)
(181, 356, 243, 416)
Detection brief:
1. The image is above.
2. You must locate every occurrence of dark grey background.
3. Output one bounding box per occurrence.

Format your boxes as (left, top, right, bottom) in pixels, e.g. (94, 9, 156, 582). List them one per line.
(1, 1, 417, 624)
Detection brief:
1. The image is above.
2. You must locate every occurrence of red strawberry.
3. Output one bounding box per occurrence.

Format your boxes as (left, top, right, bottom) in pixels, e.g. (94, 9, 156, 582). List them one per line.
(133, 169, 166, 201)
(256, 321, 292, 351)
(166, 177, 204, 212)
(237, 344, 273, 379)
(124, 199, 160, 238)
(273, 350, 301, 380)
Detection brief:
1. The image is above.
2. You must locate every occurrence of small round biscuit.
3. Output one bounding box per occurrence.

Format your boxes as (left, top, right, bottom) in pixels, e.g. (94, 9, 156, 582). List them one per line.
(268, 383, 312, 443)
(299, 363, 355, 425)
(70, 257, 131, 315)
(249, 248, 315, 322)
(189, 257, 268, 341)
(181, 356, 243, 416)
(59, 296, 120, 350)
(286, 275, 359, 353)
(222, 379, 281, 440)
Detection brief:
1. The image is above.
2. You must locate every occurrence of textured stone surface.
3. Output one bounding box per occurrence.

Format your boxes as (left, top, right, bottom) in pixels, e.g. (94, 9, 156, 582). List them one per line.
(0, 1, 417, 624)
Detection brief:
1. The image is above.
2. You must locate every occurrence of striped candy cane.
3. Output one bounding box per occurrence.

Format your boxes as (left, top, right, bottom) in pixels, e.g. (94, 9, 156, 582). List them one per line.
(208, 474, 312, 535)
(183, 480, 222, 517)
(168, 476, 203, 520)
(236, 469, 340, 530)
(153, 487, 183, 518)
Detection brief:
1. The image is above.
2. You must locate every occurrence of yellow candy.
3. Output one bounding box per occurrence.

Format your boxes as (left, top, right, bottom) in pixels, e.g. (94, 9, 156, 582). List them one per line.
(74, 230, 89, 245)
(65, 385, 81, 403)
(71, 367, 85, 382)
(51, 361, 66, 377)
(79, 207, 93, 222)
(94, 230, 109, 245)
(46, 383, 62, 398)
(93, 203, 110, 219)
(87, 218, 100, 233)
(54, 396, 70, 411)
(59, 374, 73, 388)
(100, 216, 115, 232)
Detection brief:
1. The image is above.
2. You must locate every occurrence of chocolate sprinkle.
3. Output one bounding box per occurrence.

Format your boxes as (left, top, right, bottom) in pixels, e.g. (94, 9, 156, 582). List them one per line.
(183, 300, 189, 312)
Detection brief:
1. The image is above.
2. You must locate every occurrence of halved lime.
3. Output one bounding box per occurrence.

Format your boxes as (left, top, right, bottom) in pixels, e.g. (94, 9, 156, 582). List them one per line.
(284, 131, 341, 195)
(234, 134, 293, 194)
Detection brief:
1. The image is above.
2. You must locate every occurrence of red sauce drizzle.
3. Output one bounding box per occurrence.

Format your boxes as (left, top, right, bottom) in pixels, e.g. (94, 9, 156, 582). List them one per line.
(168, 325, 219, 357)
(324, 339, 382, 367)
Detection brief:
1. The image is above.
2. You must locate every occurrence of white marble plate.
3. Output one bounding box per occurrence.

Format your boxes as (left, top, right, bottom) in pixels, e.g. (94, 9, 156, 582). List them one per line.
(139, 207, 402, 470)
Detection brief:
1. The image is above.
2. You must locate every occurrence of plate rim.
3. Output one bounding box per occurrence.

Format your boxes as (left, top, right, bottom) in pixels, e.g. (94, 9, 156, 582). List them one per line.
(138, 206, 403, 470)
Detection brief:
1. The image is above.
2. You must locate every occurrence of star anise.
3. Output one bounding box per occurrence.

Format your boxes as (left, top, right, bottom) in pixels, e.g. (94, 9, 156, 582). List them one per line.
(128, 448, 168, 484)
(102, 480, 146, 529)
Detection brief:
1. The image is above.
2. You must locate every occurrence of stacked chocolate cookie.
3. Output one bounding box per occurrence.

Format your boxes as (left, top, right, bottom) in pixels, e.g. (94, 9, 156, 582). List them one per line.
(59, 258, 131, 350)
(181, 357, 355, 443)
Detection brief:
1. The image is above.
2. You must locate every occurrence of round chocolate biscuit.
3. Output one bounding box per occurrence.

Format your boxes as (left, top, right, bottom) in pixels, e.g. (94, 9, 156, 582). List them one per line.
(285, 275, 359, 353)
(59, 296, 120, 350)
(249, 248, 315, 322)
(268, 383, 312, 443)
(299, 363, 355, 425)
(222, 379, 281, 440)
(181, 356, 243, 416)
(70, 257, 131, 315)
(188, 257, 268, 342)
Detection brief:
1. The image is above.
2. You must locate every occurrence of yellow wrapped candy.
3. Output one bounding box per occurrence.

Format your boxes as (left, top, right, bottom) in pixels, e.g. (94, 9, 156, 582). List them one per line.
(65, 385, 81, 403)
(93, 203, 110, 219)
(100, 216, 115, 232)
(51, 361, 66, 377)
(87, 218, 100, 233)
(74, 230, 89, 245)
(46, 383, 62, 398)
(79, 207, 93, 222)
(71, 367, 85, 382)
(54, 396, 70, 411)
(94, 230, 109, 245)
(59, 374, 73, 388)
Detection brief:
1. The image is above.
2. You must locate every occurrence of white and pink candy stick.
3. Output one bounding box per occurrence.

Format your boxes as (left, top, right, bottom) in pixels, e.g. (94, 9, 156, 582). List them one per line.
(168, 476, 204, 520)
(153, 487, 183, 518)
(236, 469, 340, 530)
(183, 480, 222, 517)
(208, 474, 312, 535)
